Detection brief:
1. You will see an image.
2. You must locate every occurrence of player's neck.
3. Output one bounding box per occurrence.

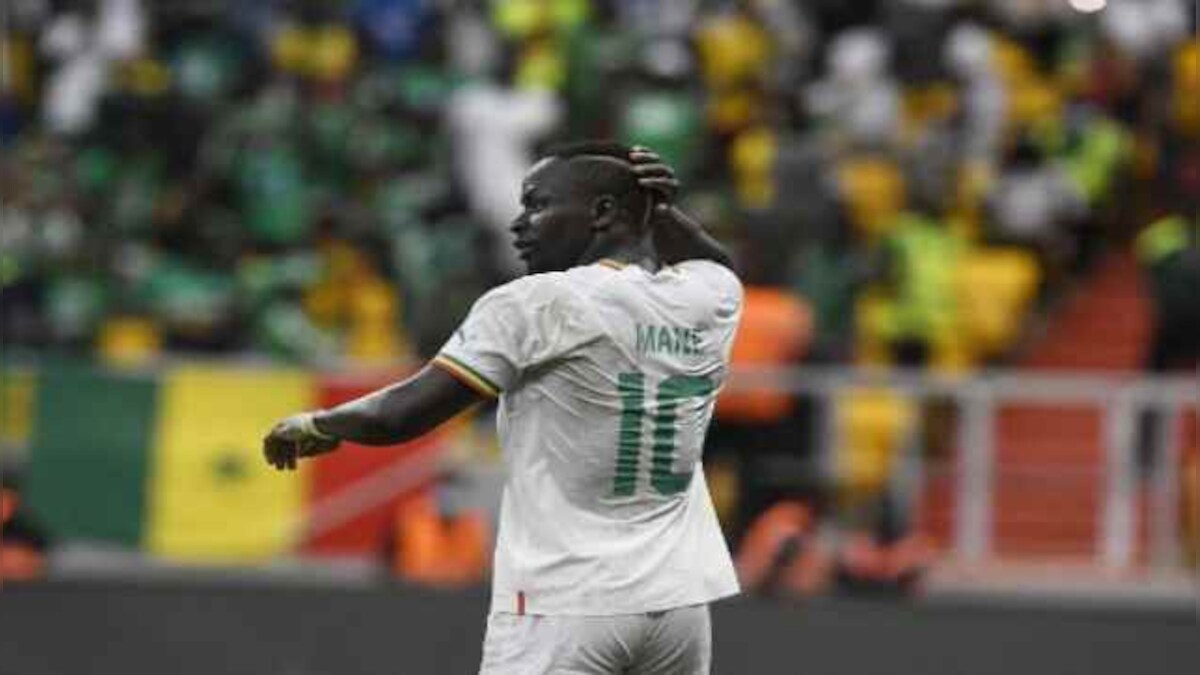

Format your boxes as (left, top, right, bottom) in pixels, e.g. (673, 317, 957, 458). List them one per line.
(581, 234, 659, 272)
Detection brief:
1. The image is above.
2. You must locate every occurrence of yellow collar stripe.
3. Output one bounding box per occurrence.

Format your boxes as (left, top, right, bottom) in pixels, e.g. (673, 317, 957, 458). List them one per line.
(597, 259, 625, 270)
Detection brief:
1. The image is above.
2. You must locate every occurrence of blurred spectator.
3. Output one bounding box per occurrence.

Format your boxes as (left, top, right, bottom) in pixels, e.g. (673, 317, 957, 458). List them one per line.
(390, 472, 490, 588)
(1134, 211, 1200, 473)
(833, 526, 931, 595)
(1, 476, 50, 582)
(1136, 214, 1200, 373)
(944, 23, 1006, 169)
(736, 500, 834, 597)
(751, 0, 816, 90)
(442, 3, 496, 80)
(873, 203, 962, 368)
(447, 63, 562, 273)
(1098, 0, 1187, 64)
(985, 133, 1084, 277)
(693, 4, 773, 140)
(616, 74, 704, 182)
(805, 28, 899, 149)
(40, 0, 145, 136)
(791, 162, 871, 361)
(353, 0, 435, 62)
(882, 0, 956, 87)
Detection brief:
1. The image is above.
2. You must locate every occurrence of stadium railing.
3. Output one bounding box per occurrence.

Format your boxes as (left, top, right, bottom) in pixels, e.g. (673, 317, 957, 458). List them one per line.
(725, 366, 1199, 573)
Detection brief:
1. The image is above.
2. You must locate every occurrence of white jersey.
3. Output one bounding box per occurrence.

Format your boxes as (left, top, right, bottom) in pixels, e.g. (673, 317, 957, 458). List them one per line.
(434, 259, 743, 616)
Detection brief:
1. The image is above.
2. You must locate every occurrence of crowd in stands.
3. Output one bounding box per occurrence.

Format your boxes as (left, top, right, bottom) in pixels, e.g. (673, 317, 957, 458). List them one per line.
(1, 0, 1194, 369)
(2, 0, 1197, 589)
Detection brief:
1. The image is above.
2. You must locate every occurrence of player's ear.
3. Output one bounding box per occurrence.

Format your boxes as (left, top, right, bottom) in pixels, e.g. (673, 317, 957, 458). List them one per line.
(591, 195, 618, 232)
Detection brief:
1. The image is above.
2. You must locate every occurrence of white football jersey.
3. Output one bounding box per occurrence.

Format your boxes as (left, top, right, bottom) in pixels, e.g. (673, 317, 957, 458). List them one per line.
(434, 259, 743, 616)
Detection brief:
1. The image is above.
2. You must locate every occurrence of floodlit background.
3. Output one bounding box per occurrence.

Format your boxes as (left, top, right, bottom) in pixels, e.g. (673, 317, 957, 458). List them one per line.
(0, 1, 1197, 673)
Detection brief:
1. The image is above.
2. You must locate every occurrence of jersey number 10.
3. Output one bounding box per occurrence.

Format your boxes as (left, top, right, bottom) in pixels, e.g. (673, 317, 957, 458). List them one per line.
(613, 372, 715, 497)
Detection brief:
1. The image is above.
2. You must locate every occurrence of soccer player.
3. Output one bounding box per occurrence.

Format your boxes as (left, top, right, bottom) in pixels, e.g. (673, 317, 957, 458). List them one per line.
(263, 142, 742, 674)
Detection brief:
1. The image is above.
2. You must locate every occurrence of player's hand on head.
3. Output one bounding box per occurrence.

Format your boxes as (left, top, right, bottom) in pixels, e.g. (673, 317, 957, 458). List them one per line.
(629, 146, 679, 207)
(263, 413, 340, 471)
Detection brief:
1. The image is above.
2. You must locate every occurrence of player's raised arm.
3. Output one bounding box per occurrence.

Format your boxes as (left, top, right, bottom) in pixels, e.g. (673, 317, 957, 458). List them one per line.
(628, 147, 736, 271)
(262, 364, 484, 471)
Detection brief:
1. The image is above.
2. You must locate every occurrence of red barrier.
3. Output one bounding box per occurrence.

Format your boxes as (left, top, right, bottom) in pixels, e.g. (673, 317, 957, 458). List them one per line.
(303, 371, 445, 556)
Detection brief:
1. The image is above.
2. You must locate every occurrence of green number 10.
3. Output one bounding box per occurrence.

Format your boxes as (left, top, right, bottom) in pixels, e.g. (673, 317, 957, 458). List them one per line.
(613, 372, 715, 497)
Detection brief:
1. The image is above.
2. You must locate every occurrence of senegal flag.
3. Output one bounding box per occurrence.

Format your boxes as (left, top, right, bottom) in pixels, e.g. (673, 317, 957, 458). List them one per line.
(28, 361, 314, 562)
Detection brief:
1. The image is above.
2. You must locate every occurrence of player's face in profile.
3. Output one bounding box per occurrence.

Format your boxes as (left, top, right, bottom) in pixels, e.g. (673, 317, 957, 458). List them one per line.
(511, 158, 597, 274)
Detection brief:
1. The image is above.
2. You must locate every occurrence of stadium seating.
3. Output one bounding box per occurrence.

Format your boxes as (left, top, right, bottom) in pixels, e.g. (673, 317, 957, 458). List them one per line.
(995, 251, 1151, 558)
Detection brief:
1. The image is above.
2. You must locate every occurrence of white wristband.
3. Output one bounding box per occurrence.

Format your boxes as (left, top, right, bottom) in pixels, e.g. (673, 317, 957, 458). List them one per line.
(298, 412, 335, 441)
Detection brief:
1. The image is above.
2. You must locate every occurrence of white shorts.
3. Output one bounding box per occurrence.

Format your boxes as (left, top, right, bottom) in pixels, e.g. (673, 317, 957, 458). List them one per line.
(478, 604, 712, 675)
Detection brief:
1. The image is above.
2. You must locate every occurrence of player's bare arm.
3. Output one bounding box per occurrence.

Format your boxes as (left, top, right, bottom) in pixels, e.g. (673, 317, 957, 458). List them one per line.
(263, 365, 483, 471)
(628, 147, 736, 271)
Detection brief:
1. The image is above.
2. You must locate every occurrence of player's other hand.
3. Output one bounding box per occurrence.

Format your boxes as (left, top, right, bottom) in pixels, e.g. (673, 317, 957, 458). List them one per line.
(629, 146, 679, 208)
(263, 413, 340, 471)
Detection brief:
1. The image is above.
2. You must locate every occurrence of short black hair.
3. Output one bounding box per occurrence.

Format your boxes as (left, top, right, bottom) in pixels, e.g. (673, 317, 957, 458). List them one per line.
(544, 140, 651, 230)
(548, 140, 636, 161)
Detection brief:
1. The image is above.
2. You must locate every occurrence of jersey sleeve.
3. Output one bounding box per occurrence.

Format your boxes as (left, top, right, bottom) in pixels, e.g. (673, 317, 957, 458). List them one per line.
(433, 276, 590, 397)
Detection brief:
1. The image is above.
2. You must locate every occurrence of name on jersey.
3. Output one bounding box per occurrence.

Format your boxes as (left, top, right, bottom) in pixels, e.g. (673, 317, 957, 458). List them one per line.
(636, 323, 703, 356)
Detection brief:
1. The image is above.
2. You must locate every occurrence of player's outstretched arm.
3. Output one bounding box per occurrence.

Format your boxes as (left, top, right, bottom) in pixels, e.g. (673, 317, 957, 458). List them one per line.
(628, 147, 736, 271)
(263, 364, 483, 471)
